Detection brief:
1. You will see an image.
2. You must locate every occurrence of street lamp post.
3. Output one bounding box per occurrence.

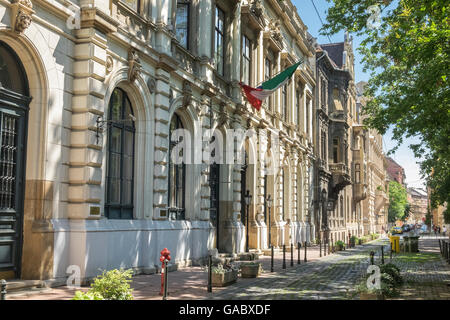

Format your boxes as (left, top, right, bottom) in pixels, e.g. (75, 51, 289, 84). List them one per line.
(245, 190, 252, 253)
(267, 195, 273, 249)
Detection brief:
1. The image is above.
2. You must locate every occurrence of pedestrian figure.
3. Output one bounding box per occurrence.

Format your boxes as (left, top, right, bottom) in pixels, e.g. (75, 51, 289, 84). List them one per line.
(443, 226, 447, 237)
(434, 225, 437, 237)
(438, 226, 441, 235)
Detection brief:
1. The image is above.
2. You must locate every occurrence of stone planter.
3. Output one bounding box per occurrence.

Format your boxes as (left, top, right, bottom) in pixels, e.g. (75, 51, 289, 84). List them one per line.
(403, 236, 420, 252)
(211, 269, 238, 287)
(240, 263, 261, 278)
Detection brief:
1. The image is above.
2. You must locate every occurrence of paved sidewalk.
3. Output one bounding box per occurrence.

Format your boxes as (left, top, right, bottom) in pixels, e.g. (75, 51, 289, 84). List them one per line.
(6, 236, 449, 300)
(6, 239, 384, 300)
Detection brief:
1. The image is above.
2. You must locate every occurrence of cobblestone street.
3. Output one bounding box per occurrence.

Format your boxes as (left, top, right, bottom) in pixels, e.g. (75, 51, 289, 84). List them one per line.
(7, 236, 450, 300)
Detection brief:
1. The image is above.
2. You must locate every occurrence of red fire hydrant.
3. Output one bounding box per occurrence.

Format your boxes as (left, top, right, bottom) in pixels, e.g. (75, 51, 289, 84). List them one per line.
(159, 248, 171, 296)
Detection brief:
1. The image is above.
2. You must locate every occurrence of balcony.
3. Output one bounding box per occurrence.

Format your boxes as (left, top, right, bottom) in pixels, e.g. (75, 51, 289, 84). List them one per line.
(171, 42, 199, 77)
(353, 183, 368, 202)
(329, 163, 351, 195)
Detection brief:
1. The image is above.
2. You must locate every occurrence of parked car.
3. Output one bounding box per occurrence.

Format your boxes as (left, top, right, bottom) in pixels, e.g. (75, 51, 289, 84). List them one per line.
(391, 226, 403, 234)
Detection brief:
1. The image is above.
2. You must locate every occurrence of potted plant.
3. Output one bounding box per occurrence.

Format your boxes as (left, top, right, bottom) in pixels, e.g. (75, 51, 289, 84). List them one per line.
(335, 240, 345, 251)
(211, 263, 238, 287)
(240, 262, 262, 278)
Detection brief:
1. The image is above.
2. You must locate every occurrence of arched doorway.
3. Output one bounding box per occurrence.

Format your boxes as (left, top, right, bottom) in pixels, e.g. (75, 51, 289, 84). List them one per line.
(0, 41, 31, 278)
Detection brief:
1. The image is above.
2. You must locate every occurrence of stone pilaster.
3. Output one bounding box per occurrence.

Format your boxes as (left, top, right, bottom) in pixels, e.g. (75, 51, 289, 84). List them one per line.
(68, 16, 114, 220)
(152, 67, 171, 218)
(230, 3, 241, 99)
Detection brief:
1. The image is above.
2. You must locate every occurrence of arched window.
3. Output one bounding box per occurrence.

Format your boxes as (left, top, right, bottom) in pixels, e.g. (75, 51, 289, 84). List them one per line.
(168, 113, 185, 220)
(0, 41, 30, 276)
(105, 88, 135, 219)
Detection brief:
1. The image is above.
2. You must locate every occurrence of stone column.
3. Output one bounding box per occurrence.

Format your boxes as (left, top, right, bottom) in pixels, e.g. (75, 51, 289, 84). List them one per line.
(155, 0, 172, 55)
(230, 3, 241, 100)
(198, 0, 214, 83)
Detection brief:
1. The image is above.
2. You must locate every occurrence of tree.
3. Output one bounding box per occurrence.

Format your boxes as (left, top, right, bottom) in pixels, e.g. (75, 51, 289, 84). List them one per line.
(402, 203, 411, 221)
(387, 181, 409, 222)
(321, 0, 450, 215)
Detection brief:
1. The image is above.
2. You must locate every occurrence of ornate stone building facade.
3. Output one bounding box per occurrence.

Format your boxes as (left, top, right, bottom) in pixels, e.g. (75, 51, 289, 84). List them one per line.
(357, 82, 389, 234)
(314, 35, 357, 245)
(0, 0, 317, 282)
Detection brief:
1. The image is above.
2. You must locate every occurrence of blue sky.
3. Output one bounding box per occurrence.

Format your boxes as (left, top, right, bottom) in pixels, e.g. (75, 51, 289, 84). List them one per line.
(292, 0, 426, 189)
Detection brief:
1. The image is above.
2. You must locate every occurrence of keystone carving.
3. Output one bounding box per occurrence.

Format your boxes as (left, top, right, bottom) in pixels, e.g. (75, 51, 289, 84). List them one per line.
(182, 80, 192, 108)
(128, 49, 141, 83)
(11, 0, 34, 34)
(147, 76, 156, 94)
(106, 55, 113, 74)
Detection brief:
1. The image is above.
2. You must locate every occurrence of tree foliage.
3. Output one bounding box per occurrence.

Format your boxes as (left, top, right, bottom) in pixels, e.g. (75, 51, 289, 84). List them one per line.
(387, 181, 409, 222)
(321, 0, 450, 213)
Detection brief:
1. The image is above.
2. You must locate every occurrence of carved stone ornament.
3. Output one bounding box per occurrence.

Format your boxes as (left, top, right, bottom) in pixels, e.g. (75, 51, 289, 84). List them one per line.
(128, 48, 141, 83)
(251, 0, 263, 17)
(11, 0, 34, 34)
(269, 19, 283, 43)
(106, 55, 113, 74)
(147, 76, 156, 94)
(182, 80, 192, 108)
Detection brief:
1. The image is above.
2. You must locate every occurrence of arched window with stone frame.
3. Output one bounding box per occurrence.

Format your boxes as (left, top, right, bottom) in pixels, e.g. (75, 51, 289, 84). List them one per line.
(105, 88, 136, 220)
(168, 113, 186, 220)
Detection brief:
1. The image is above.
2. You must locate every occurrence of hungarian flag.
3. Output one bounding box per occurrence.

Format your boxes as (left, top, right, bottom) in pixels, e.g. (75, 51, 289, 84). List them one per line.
(239, 61, 302, 111)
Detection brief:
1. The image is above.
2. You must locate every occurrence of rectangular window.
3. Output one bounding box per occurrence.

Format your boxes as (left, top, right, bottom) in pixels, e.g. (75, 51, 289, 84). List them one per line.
(176, 1, 189, 49)
(333, 138, 339, 163)
(321, 79, 326, 110)
(215, 7, 225, 76)
(306, 97, 311, 134)
(355, 164, 361, 183)
(282, 83, 288, 122)
(321, 131, 327, 160)
(296, 89, 302, 127)
(265, 58, 272, 110)
(242, 35, 251, 85)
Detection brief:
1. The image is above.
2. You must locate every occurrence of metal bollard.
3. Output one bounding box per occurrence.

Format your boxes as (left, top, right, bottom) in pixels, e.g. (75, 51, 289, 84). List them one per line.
(297, 242, 301, 265)
(390, 247, 393, 260)
(370, 251, 375, 265)
(163, 260, 169, 300)
(324, 239, 327, 256)
(271, 245, 274, 272)
(291, 243, 294, 267)
(438, 239, 442, 256)
(1, 280, 6, 300)
(447, 242, 450, 264)
(207, 255, 212, 293)
(319, 238, 322, 257)
(381, 246, 384, 265)
(331, 234, 334, 253)
(304, 241, 307, 263)
(282, 245, 286, 269)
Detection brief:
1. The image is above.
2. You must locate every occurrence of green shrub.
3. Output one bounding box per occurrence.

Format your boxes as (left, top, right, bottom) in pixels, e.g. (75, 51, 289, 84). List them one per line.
(73, 291, 104, 300)
(380, 263, 403, 286)
(72, 268, 134, 300)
